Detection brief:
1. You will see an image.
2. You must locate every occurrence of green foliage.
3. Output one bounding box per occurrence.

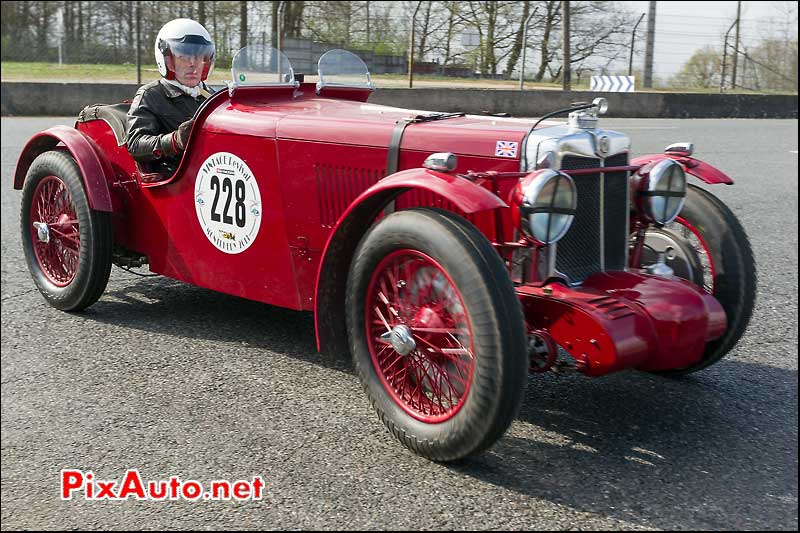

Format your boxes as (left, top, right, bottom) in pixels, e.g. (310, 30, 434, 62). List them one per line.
(670, 46, 723, 89)
(746, 38, 798, 92)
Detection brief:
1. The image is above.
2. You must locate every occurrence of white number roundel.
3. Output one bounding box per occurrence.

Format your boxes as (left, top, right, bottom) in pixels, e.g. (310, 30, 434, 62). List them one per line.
(194, 152, 262, 254)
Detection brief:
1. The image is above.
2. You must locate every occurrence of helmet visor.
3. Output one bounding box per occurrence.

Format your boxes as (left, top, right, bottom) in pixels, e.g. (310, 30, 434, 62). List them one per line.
(167, 35, 215, 62)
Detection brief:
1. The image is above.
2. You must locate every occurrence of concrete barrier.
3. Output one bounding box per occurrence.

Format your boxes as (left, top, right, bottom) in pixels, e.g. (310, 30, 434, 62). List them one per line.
(2, 81, 797, 118)
(1, 83, 140, 117)
(369, 88, 798, 118)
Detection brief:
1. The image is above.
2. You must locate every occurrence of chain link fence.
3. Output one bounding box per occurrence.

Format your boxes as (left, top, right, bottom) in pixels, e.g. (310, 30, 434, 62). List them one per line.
(1, 1, 796, 92)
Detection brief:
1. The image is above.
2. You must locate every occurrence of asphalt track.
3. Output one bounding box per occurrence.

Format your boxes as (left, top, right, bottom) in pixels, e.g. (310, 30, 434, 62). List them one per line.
(1, 117, 797, 530)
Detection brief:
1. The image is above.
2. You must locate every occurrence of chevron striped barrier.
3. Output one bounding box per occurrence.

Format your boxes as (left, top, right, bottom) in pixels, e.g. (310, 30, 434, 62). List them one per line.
(590, 75, 635, 92)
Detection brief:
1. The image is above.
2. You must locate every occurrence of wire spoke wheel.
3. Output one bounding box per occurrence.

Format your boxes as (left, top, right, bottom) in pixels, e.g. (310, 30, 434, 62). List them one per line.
(30, 175, 81, 287)
(366, 249, 475, 423)
(347, 208, 527, 461)
(21, 151, 112, 311)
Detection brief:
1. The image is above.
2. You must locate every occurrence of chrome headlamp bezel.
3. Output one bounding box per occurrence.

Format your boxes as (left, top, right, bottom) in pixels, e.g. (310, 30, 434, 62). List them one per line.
(515, 169, 578, 245)
(639, 159, 687, 225)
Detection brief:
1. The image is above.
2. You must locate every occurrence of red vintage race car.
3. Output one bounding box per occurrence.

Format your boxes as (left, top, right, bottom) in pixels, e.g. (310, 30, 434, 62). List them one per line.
(14, 48, 756, 462)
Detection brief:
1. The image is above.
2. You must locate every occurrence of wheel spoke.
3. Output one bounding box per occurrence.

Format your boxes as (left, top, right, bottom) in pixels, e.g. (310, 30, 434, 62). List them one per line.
(29, 176, 80, 286)
(426, 359, 457, 409)
(374, 306, 393, 333)
(410, 327, 466, 334)
(440, 347, 471, 356)
(394, 365, 410, 397)
(675, 216, 716, 294)
(365, 249, 474, 423)
(49, 218, 79, 227)
(48, 227, 80, 248)
(413, 333, 471, 364)
(383, 353, 404, 375)
(375, 343, 394, 363)
(408, 361, 425, 411)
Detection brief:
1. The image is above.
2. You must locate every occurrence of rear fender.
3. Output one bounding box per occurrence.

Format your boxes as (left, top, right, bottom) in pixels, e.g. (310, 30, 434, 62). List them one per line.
(13, 126, 114, 212)
(314, 168, 507, 356)
(631, 154, 733, 185)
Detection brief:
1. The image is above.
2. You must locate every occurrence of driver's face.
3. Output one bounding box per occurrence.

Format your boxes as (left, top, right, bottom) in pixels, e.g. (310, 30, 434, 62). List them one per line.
(170, 53, 207, 87)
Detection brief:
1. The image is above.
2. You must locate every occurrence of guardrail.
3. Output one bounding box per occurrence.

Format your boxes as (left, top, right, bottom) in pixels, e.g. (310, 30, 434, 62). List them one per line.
(1, 82, 797, 118)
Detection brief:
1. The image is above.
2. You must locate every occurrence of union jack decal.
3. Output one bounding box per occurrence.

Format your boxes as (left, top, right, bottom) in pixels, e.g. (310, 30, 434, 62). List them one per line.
(495, 140, 518, 158)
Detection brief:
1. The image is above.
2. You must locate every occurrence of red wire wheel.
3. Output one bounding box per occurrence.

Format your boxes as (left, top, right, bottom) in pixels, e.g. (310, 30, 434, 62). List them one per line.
(347, 208, 528, 462)
(20, 151, 113, 311)
(29, 175, 81, 287)
(671, 215, 716, 294)
(365, 249, 475, 423)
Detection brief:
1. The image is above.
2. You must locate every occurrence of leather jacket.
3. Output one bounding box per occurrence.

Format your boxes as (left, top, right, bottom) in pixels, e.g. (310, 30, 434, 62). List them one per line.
(126, 79, 209, 170)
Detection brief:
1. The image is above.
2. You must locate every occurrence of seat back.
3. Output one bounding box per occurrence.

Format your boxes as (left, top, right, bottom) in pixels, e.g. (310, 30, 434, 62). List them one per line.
(78, 102, 176, 183)
(77, 102, 132, 146)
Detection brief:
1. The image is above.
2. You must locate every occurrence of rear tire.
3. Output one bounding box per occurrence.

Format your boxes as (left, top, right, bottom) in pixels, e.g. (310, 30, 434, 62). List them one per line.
(346, 208, 527, 461)
(643, 184, 756, 376)
(20, 150, 112, 311)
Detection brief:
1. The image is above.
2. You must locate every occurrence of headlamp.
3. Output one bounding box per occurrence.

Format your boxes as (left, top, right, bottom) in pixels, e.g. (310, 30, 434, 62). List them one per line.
(638, 159, 687, 225)
(512, 169, 577, 245)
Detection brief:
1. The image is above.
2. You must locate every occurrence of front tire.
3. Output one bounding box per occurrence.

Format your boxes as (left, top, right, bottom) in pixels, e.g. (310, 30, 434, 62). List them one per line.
(20, 150, 112, 311)
(643, 184, 756, 376)
(346, 208, 527, 461)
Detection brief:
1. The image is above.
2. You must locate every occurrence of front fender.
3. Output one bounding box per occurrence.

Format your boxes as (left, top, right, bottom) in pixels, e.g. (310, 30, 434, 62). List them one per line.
(14, 126, 114, 212)
(359, 168, 508, 213)
(631, 154, 733, 185)
(314, 168, 507, 356)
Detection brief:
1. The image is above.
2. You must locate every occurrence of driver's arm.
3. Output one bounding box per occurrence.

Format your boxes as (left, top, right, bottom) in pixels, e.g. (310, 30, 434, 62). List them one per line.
(126, 87, 180, 162)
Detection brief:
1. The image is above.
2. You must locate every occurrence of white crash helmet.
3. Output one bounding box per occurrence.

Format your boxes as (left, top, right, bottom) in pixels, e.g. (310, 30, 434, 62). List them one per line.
(154, 18, 215, 81)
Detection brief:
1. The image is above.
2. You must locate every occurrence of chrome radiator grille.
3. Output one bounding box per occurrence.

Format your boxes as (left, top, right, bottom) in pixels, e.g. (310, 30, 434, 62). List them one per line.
(555, 153, 629, 283)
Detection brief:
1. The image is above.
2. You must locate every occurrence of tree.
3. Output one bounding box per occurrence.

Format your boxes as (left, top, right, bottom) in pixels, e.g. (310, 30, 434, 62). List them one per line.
(672, 46, 723, 88)
(440, 1, 462, 66)
(533, 1, 560, 81)
(503, 0, 532, 78)
(303, 1, 359, 46)
(0, 0, 643, 79)
(283, 1, 305, 38)
(415, 1, 433, 61)
(522, 1, 633, 83)
(239, 0, 247, 48)
(747, 38, 798, 92)
(454, 1, 523, 76)
(408, 1, 458, 63)
(198, 0, 206, 26)
(561, 2, 634, 80)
